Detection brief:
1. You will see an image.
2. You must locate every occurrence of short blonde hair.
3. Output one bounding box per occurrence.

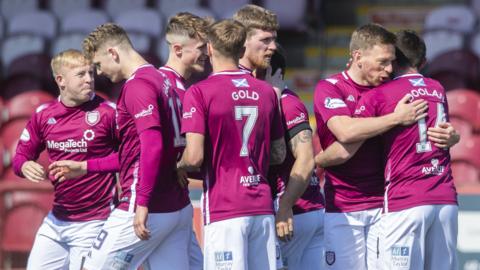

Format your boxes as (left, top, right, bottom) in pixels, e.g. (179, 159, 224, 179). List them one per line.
(233, 4, 278, 36)
(165, 12, 211, 44)
(350, 23, 396, 52)
(207, 19, 246, 60)
(83, 23, 132, 60)
(51, 49, 90, 76)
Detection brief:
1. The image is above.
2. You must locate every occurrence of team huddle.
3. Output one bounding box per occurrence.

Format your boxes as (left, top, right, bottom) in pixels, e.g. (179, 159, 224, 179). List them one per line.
(13, 4, 460, 270)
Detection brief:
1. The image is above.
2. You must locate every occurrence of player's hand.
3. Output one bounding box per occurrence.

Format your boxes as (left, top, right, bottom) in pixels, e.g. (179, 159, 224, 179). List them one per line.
(48, 160, 87, 182)
(21, 161, 47, 183)
(275, 205, 294, 242)
(394, 94, 428, 125)
(265, 66, 285, 98)
(427, 122, 460, 148)
(176, 167, 189, 188)
(134, 205, 150, 240)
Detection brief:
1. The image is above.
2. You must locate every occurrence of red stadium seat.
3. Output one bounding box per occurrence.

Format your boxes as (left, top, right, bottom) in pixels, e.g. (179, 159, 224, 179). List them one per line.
(451, 161, 480, 187)
(0, 141, 6, 177)
(0, 181, 53, 268)
(1, 74, 45, 100)
(446, 89, 480, 130)
(449, 117, 473, 139)
(1, 168, 24, 182)
(427, 50, 480, 91)
(5, 90, 54, 121)
(0, 118, 29, 151)
(450, 136, 480, 168)
(7, 53, 52, 82)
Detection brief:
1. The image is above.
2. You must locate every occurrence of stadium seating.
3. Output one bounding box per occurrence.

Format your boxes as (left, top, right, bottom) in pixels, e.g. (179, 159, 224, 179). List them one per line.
(451, 161, 480, 187)
(102, 0, 147, 17)
(0, 74, 46, 100)
(48, 0, 92, 19)
(59, 9, 110, 34)
(208, 0, 250, 19)
(0, 97, 6, 126)
(0, 16, 4, 40)
(7, 53, 51, 82)
(449, 117, 473, 139)
(424, 5, 476, 33)
(0, 181, 53, 268)
(5, 90, 54, 121)
(7, 10, 58, 40)
(427, 50, 480, 91)
(423, 30, 463, 61)
(125, 32, 152, 54)
(114, 8, 163, 37)
(155, 37, 169, 64)
(264, 0, 308, 30)
(450, 136, 480, 168)
(0, 141, 6, 177)
(446, 89, 480, 131)
(156, 0, 201, 18)
(0, 118, 29, 152)
(0, 0, 38, 20)
(1, 34, 46, 71)
(50, 32, 86, 56)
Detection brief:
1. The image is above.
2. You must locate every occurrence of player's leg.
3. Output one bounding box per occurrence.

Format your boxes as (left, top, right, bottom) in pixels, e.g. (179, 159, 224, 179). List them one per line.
(248, 214, 276, 270)
(365, 208, 383, 270)
(425, 204, 458, 270)
(324, 211, 367, 270)
(298, 209, 325, 270)
(280, 210, 324, 270)
(66, 219, 105, 270)
(83, 208, 174, 270)
(143, 204, 192, 270)
(27, 213, 69, 270)
(189, 229, 204, 270)
(382, 205, 435, 270)
(203, 216, 249, 270)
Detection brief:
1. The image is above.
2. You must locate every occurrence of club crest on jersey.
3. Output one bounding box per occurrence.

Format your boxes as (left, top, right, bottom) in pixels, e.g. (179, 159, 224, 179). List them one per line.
(408, 78, 426, 87)
(324, 97, 347, 109)
(232, 78, 249, 87)
(325, 251, 335, 265)
(85, 111, 100, 126)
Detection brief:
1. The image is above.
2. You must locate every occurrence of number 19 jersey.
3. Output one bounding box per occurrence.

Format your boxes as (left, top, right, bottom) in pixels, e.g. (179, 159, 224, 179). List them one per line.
(354, 74, 457, 212)
(181, 70, 284, 224)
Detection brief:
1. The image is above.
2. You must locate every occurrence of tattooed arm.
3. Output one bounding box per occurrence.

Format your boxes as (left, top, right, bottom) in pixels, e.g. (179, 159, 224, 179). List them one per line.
(276, 129, 315, 241)
(270, 138, 287, 165)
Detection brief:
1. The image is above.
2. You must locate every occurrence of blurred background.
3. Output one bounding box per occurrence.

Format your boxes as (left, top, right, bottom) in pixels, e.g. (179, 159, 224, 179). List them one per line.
(0, 0, 479, 269)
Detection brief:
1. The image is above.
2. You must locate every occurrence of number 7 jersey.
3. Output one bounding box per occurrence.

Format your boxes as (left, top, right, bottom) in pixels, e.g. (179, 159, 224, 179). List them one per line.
(181, 70, 285, 224)
(354, 73, 457, 212)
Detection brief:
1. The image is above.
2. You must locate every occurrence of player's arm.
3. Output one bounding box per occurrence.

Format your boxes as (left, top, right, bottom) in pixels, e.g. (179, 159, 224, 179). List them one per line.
(314, 140, 363, 168)
(427, 122, 460, 148)
(276, 129, 314, 241)
(13, 115, 47, 182)
(328, 94, 428, 143)
(270, 138, 286, 165)
(177, 133, 205, 171)
(48, 152, 119, 182)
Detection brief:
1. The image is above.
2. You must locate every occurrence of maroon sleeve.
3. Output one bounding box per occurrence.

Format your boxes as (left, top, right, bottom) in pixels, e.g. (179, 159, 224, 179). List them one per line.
(136, 128, 163, 207)
(87, 152, 119, 173)
(13, 113, 45, 177)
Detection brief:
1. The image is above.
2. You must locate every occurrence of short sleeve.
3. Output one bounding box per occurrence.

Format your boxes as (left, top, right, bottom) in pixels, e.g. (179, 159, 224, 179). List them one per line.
(123, 79, 162, 134)
(313, 81, 351, 124)
(181, 85, 206, 135)
(281, 94, 311, 140)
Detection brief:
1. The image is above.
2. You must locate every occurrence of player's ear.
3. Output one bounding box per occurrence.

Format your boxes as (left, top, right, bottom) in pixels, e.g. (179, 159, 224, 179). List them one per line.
(107, 47, 119, 62)
(172, 43, 183, 57)
(55, 73, 65, 90)
(207, 43, 213, 58)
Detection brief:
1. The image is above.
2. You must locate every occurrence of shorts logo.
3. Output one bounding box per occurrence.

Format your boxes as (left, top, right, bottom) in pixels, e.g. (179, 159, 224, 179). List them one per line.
(324, 98, 347, 109)
(215, 251, 233, 269)
(85, 111, 100, 126)
(391, 246, 410, 268)
(113, 251, 134, 270)
(325, 251, 335, 265)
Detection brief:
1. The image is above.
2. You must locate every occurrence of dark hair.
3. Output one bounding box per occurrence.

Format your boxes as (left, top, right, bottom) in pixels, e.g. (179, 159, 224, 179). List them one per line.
(395, 30, 426, 69)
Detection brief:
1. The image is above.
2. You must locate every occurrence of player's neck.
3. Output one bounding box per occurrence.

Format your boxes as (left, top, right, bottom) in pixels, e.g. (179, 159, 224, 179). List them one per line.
(346, 65, 370, 86)
(211, 56, 239, 73)
(165, 57, 190, 79)
(60, 95, 86, 108)
(238, 57, 254, 71)
(121, 50, 149, 80)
